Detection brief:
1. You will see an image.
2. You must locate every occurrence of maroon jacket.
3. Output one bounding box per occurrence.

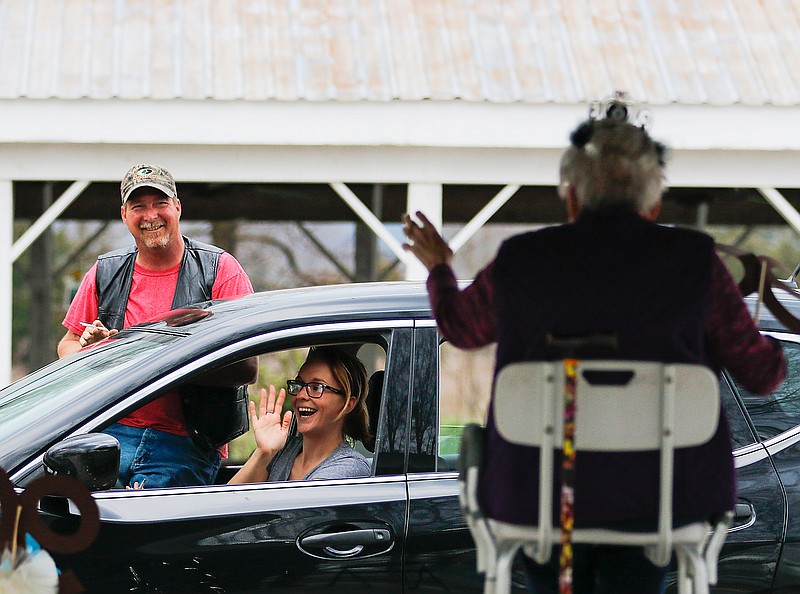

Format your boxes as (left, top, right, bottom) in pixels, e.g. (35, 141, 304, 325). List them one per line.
(428, 206, 786, 526)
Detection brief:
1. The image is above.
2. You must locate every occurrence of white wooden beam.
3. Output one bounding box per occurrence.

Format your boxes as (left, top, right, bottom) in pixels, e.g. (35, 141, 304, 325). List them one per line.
(449, 185, 521, 252)
(0, 99, 583, 148)
(12, 181, 91, 262)
(329, 183, 416, 269)
(0, 144, 561, 185)
(1, 100, 799, 153)
(757, 187, 800, 237)
(3, 143, 800, 189)
(0, 181, 12, 387)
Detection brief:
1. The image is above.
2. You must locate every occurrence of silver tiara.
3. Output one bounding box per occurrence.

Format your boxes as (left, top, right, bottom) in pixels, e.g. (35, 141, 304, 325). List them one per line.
(588, 91, 652, 130)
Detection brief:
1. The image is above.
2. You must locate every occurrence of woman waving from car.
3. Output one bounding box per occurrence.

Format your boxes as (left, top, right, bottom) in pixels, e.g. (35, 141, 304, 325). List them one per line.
(229, 346, 371, 483)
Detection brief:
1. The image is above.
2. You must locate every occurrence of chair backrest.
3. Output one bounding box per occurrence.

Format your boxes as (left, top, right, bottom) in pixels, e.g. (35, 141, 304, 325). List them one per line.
(493, 360, 720, 451)
(492, 359, 721, 567)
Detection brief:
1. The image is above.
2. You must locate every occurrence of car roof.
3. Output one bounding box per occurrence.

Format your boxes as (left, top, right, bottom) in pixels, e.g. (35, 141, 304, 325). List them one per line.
(132, 280, 434, 338)
(217, 280, 433, 321)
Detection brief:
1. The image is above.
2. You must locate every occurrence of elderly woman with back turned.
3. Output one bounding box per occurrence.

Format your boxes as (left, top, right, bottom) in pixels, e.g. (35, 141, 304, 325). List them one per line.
(402, 98, 786, 594)
(230, 346, 371, 483)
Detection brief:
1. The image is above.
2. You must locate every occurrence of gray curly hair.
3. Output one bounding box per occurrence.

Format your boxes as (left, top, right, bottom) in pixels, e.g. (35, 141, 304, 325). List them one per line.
(558, 117, 668, 214)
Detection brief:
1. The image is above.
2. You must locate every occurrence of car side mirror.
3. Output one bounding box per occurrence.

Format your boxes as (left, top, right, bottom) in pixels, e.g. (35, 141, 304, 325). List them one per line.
(43, 433, 120, 491)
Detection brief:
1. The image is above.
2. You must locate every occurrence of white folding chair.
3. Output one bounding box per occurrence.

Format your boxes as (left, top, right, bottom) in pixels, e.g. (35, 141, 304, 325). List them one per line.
(459, 360, 733, 594)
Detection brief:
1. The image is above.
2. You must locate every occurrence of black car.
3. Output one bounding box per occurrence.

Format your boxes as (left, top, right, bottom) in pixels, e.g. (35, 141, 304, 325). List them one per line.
(1, 281, 800, 592)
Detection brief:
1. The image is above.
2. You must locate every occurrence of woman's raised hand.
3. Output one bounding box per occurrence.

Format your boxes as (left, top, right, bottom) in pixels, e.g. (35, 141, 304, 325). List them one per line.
(251, 385, 293, 455)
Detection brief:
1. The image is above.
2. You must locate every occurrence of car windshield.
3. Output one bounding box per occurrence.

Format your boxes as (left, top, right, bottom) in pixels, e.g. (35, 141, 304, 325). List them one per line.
(0, 332, 181, 443)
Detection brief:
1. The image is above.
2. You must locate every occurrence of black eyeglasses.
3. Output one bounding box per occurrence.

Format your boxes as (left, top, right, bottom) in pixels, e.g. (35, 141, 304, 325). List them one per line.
(286, 379, 344, 398)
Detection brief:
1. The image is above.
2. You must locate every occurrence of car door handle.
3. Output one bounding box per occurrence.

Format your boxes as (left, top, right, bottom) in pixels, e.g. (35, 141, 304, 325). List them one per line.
(300, 528, 392, 548)
(734, 502, 753, 521)
(730, 502, 755, 530)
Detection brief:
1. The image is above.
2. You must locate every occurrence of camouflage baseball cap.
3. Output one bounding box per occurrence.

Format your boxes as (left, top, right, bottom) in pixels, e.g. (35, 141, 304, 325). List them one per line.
(120, 164, 177, 204)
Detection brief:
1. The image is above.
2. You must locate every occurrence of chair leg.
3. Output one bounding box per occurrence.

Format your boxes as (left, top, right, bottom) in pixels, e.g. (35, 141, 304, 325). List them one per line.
(493, 541, 520, 594)
(704, 512, 732, 585)
(675, 544, 710, 594)
(685, 546, 709, 594)
(467, 516, 496, 575)
(484, 572, 497, 594)
(676, 548, 692, 594)
(481, 530, 498, 594)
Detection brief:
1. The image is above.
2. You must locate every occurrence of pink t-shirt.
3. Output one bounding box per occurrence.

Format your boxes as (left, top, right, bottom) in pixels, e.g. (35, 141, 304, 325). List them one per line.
(63, 251, 254, 455)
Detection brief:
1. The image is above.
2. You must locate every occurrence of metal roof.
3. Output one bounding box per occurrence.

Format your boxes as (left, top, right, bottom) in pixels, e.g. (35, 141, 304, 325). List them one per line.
(1, 0, 799, 106)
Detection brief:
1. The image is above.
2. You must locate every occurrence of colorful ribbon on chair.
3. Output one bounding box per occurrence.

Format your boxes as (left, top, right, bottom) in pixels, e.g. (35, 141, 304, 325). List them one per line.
(559, 357, 578, 594)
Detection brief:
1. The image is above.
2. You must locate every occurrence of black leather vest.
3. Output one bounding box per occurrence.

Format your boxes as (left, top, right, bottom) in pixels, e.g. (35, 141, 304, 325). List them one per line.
(96, 236, 222, 331)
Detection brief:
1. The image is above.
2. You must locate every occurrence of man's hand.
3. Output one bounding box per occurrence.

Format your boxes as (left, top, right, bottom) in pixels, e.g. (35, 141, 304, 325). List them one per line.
(402, 211, 453, 272)
(79, 321, 119, 347)
(57, 321, 119, 358)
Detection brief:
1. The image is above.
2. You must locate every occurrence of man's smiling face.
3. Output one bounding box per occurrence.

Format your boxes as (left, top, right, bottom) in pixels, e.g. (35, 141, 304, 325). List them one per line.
(121, 188, 182, 251)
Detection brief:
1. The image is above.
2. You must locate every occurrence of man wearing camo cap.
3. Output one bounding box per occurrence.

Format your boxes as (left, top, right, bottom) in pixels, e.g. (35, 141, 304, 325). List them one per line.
(58, 164, 256, 488)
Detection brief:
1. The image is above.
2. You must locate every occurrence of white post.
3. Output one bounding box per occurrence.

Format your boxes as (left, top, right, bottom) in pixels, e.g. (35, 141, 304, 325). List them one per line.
(0, 181, 13, 387)
(12, 180, 90, 262)
(405, 183, 443, 280)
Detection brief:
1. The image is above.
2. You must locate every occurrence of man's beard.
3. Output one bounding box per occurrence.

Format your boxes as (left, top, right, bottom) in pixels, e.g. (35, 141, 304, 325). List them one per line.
(140, 228, 172, 250)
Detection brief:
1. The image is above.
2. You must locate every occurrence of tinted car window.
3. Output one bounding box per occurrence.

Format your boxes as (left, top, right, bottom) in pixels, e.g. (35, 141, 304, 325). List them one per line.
(0, 333, 186, 474)
(224, 344, 383, 463)
(437, 341, 495, 471)
(0, 334, 180, 436)
(720, 375, 757, 449)
(734, 339, 800, 441)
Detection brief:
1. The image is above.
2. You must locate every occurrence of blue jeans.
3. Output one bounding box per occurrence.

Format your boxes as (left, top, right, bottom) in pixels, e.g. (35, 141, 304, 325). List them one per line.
(104, 423, 221, 489)
(522, 545, 667, 594)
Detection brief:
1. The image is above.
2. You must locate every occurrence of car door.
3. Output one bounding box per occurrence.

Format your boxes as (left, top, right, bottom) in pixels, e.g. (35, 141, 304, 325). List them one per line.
(43, 322, 414, 593)
(669, 375, 785, 593)
(57, 478, 407, 593)
(730, 332, 800, 593)
(405, 322, 785, 593)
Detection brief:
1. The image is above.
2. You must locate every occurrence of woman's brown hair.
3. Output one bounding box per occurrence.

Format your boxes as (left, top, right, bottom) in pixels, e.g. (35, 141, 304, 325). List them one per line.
(304, 346, 372, 443)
